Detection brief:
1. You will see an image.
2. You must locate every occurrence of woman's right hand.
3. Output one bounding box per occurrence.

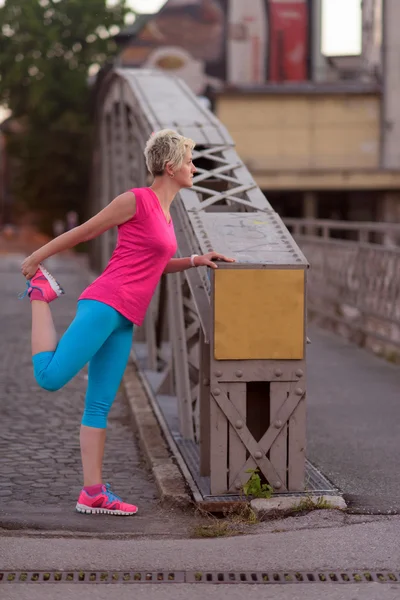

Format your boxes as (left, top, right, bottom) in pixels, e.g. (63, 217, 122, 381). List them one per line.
(21, 254, 40, 280)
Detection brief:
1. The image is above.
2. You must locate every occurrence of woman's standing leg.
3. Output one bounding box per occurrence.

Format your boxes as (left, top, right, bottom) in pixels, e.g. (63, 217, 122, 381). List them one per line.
(76, 317, 138, 515)
(80, 318, 134, 486)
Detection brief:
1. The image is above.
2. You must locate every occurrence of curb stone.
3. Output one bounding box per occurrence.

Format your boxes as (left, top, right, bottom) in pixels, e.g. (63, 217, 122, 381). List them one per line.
(251, 495, 347, 520)
(123, 360, 192, 509)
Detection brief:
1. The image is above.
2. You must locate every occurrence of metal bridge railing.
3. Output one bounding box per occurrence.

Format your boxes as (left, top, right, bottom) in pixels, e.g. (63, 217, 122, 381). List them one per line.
(285, 219, 400, 357)
(92, 68, 309, 498)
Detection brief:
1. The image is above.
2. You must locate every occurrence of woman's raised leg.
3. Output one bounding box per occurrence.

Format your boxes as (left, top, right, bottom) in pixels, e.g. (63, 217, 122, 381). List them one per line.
(31, 301, 58, 355)
(32, 300, 119, 392)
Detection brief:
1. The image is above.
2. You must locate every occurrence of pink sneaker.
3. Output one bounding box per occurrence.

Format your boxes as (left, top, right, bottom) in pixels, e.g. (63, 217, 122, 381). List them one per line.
(76, 484, 138, 516)
(19, 265, 64, 303)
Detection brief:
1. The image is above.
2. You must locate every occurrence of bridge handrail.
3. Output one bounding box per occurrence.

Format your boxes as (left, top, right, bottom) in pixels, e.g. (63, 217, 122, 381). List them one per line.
(284, 218, 400, 247)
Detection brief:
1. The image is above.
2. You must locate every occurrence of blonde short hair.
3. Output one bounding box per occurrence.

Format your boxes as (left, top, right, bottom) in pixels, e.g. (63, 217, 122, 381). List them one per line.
(144, 129, 195, 177)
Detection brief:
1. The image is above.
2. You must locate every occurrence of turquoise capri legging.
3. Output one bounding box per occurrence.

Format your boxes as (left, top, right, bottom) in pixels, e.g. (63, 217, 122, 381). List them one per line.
(32, 300, 134, 429)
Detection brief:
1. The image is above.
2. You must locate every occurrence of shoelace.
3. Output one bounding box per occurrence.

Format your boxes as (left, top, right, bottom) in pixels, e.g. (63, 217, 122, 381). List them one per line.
(18, 281, 31, 300)
(18, 282, 42, 300)
(104, 483, 123, 503)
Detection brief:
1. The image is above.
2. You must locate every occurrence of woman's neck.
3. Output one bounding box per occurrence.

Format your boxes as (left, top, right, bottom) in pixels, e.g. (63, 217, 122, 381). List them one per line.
(150, 177, 179, 212)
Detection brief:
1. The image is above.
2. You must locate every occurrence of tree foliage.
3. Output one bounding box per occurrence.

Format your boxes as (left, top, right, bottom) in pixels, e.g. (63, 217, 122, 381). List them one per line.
(0, 0, 129, 231)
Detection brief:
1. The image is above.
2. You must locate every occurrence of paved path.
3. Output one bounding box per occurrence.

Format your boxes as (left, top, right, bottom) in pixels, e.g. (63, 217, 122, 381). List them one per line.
(2, 251, 400, 523)
(0, 253, 164, 534)
(307, 325, 400, 514)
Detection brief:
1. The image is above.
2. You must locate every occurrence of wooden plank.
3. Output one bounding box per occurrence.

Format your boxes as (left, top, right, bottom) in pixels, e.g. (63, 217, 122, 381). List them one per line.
(288, 395, 306, 491)
(270, 382, 290, 489)
(167, 274, 194, 440)
(210, 391, 228, 495)
(144, 295, 158, 372)
(210, 387, 286, 492)
(231, 381, 305, 488)
(227, 382, 247, 490)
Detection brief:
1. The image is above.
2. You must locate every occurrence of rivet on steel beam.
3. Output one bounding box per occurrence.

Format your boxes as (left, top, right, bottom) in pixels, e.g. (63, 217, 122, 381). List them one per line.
(274, 482, 282, 490)
(235, 420, 243, 429)
(203, 378, 210, 386)
(235, 482, 242, 491)
(295, 388, 304, 396)
(214, 371, 222, 378)
(254, 451, 262, 459)
(274, 369, 283, 377)
(235, 370, 243, 378)
(274, 420, 283, 429)
(295, 369, 303, 377)
(213, 388, 221, 396)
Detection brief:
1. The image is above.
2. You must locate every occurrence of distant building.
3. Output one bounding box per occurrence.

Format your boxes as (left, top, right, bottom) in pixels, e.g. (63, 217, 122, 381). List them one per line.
(113, 0, 399, 224)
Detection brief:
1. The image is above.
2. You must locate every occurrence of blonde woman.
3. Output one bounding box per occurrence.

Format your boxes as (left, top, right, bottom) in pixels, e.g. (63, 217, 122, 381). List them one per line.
(20, 129, 234, 516)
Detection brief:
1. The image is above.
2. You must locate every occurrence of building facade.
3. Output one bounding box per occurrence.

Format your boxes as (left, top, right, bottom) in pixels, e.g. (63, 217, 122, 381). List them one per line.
(115, 0, 400, 223)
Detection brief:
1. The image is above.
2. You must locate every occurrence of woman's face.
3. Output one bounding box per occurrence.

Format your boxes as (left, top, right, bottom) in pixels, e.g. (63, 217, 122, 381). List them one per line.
(173, 147, 197, 188)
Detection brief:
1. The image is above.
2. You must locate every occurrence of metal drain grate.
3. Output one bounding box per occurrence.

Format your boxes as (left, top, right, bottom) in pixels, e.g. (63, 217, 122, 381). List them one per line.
(186, 571, 400, 584)
(1, 570, 399, 584)
(0, 571, 185, 584)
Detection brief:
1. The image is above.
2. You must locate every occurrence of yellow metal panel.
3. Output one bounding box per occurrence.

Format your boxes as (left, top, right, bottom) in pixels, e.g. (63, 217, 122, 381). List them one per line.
(214, 269, 305, 361)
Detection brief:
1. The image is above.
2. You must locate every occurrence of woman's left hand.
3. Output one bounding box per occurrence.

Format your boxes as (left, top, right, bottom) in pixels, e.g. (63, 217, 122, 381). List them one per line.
(194, 252, 235, 269)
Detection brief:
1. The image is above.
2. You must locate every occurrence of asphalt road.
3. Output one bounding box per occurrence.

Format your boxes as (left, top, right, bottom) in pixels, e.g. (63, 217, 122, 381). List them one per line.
(307, 325, 400, 514)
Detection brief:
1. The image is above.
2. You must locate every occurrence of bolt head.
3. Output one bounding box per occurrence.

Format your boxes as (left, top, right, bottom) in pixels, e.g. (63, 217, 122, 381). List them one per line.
(213, 388, 221, 396)
(214, 371, 222, 378)
(274, 420, 283, 429)
(235, 482, 242, 490)
(254, 451, 262, 459)
(274, 369, 283, 377)
(235, 370, 243, 378)
(274, 481, 282, 490)
(235, 420, 243, 429)
(295, 388, 304, 396)
(295, 369, 304, 378)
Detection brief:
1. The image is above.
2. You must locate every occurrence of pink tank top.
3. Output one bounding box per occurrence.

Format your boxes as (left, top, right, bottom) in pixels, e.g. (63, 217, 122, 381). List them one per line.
(79, 187, 178, 326)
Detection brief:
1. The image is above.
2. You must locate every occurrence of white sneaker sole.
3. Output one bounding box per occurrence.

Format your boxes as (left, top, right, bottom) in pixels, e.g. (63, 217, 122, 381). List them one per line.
(75, 503, 138, 516)
(40, 265, 65, 297)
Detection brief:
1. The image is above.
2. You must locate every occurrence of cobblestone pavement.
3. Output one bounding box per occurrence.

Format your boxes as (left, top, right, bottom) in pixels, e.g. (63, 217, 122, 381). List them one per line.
(0, 253, 159, 525)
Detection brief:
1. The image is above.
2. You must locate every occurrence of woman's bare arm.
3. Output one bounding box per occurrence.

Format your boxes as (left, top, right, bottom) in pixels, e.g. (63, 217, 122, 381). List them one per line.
(21, 191, 136, 278)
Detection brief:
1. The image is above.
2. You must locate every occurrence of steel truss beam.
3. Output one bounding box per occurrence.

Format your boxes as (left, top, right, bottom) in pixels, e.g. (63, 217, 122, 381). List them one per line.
(93, 69, 308, 495)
